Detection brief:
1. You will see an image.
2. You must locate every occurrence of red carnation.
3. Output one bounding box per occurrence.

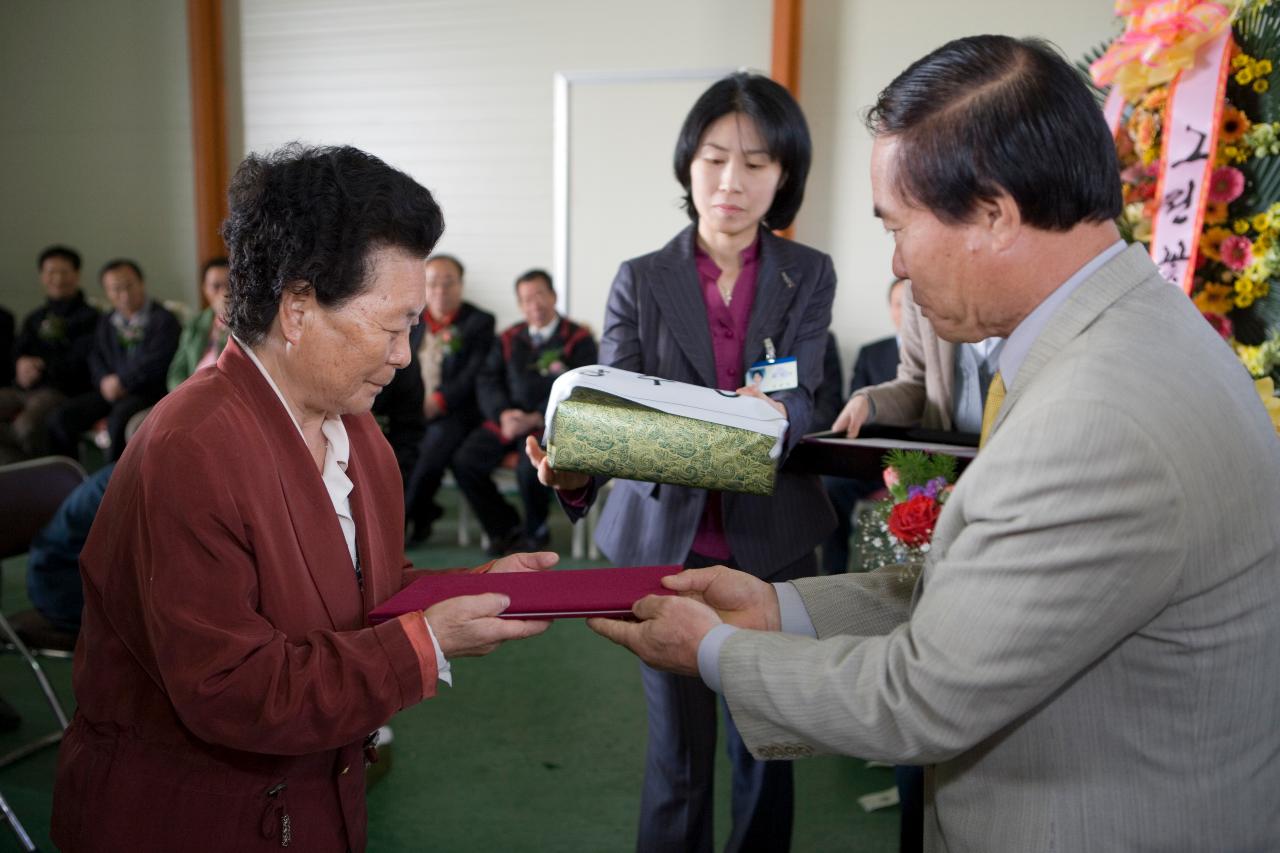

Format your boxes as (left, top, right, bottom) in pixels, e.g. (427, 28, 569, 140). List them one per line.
(888, 495, 942, 547)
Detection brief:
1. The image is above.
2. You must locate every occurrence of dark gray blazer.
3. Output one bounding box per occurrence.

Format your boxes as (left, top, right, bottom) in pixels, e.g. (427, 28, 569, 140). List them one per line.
(567, 225, 837, 581)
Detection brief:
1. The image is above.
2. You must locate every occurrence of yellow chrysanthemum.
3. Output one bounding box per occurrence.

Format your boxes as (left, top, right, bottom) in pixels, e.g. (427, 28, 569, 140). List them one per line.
(1253, 212, 1272, 232)
(1255, 378, 1280, 436)
(1238, 67, 1256, 85)
(1257, 59, 1273, 76)
(1194, 282, 1236, 313)
(1202, 227, 1234, 261)
(1255, 79, 1270, 94)
(1245, 257, 1273, 281)
(1233, 219, 1251, 235)
(1236, 343, 1267, 375)
(1233, 53, 1252, 70)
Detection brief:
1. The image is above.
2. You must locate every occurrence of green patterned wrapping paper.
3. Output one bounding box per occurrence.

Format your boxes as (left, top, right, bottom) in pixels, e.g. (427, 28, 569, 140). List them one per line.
(547, 388, 777, 495)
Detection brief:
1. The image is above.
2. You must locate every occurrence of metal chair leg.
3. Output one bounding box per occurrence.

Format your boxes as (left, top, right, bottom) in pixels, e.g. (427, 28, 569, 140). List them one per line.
(0, 612, 68, 769)
(0, 788, 38, 851)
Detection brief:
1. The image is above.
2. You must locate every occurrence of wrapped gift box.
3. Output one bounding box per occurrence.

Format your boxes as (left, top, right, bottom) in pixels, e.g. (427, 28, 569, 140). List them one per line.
(543, 366, 788, 496)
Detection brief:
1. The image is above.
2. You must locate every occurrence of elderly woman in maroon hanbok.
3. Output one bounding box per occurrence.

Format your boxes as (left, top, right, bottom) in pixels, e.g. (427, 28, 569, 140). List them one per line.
(52, 145, 553, 852)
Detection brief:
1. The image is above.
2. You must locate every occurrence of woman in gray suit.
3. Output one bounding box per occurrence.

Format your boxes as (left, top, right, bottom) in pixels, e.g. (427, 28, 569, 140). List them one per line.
(528, 73, 837, 852)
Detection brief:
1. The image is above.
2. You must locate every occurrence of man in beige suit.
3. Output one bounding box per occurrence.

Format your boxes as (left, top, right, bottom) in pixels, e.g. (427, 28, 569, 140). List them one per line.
(591, 35, 1280, 852)
(833, 279, 957, 433)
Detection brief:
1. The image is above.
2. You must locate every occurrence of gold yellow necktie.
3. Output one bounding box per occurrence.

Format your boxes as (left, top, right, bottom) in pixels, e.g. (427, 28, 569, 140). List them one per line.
(979, 371, 1006, 449)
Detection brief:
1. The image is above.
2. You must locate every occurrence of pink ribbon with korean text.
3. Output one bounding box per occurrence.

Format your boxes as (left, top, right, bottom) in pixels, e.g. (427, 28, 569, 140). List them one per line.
(1149, 30, 1233, 292)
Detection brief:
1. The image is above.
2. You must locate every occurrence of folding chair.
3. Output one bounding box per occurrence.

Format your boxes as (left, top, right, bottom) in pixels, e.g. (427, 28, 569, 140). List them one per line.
(0, 455, 86, 851)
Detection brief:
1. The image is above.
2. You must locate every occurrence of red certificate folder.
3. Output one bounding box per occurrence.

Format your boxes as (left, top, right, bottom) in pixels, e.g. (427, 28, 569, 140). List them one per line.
(367, 565, 682, 623)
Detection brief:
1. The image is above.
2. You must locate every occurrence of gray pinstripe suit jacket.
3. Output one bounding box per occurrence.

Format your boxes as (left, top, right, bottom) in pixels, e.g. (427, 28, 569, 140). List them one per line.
(720, 244, 1280, 851)
(565, 225, 837, 580)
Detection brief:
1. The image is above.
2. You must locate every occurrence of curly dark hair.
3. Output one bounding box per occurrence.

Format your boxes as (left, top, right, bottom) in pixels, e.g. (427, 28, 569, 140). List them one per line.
(221, 144, 445, 345)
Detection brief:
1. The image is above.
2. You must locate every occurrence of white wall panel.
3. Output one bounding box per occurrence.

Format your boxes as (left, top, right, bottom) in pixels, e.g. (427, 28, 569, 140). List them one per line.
(0, 1, 196, 317)
(239, 0, 772, 333)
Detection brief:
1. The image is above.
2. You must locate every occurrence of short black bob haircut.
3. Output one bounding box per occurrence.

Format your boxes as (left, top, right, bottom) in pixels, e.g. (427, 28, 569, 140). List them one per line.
(514, 268, 554, 294)
(99, 259, 144, 282)
(865, 35, 1122, 231)
(39, 245, 81, 271)
(221, 143, 444, 346)
(673, 72, 812, 231)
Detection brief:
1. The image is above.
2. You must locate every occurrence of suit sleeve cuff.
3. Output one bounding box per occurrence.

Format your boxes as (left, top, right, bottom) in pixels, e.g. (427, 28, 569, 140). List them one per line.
(395, 612, 443, 698)
(697, 623, 739, 693)
(774, 582, 818, 637)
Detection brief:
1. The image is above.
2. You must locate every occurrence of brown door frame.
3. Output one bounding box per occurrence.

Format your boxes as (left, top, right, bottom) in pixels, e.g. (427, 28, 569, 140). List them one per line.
(187, 0, 230, 297)
(771, 0, 804, 239)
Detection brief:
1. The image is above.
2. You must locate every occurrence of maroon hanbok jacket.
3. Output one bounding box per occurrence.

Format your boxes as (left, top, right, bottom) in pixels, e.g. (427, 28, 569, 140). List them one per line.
(52, 339, 437, 852)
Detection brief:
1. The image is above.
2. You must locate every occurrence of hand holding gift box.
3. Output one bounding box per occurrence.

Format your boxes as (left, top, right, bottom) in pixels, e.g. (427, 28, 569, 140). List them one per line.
(538, 365, 789, 496)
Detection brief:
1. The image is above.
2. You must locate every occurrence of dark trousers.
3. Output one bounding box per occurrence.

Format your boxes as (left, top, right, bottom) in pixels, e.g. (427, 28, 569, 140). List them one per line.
(895, 765, 924, 853)
(27, 462, 116, 632)
(48, 391, 156, 462)
(636, 553, 795, 853)
(404, 413, 477, 533)
(819, 475, 882, 574)
(451, 424, 550, 539)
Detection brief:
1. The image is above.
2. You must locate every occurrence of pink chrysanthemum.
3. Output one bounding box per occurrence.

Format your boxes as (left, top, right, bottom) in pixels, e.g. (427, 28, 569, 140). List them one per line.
(1220, 234, 1254, 271)
(1207, 166, 1246, 204)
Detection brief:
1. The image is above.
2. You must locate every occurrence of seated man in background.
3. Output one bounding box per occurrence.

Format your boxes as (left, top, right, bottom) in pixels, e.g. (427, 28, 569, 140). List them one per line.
(820, 277, 905, 574)
(0, 245, 100, 462)
(453, 269, 597, 555)
(121, 256, 234, 443)
(48, 259, 180, 461)
(382, 254, 496, 545)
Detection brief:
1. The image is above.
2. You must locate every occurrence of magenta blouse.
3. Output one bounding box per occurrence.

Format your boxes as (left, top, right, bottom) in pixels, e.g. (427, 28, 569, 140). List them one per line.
(688, 237, 760, 561)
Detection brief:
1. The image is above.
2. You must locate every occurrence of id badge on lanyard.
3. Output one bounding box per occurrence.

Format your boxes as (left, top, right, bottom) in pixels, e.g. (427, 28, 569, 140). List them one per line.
(747, 337, 799, 393)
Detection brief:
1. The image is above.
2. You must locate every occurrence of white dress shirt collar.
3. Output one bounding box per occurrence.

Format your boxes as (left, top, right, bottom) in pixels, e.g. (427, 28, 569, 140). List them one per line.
(999, 240, 1127, 389)
(528, 316, 560, 345)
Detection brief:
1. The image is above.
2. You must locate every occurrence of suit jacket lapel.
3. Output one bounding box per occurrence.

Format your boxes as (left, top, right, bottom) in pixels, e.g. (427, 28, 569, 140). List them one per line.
(991, 243, 1149, 438)
(652, 226, 717, 387)
(219, 340, 362, 630)
(744, 229, 801, 372)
